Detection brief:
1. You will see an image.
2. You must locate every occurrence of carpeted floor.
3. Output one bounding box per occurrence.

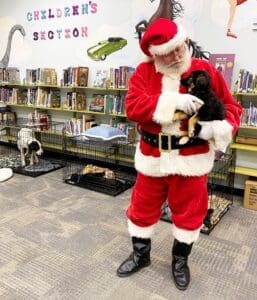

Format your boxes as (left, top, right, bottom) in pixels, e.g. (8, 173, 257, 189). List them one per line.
(0, 168, 257, 299)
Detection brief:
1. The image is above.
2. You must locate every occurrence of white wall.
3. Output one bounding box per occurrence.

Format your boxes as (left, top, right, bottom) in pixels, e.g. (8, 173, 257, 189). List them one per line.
(1, 0, 256, 187)
(0, 0, 159, 84)
(183, 0, 257, 86)
(1, 0, 256, 86)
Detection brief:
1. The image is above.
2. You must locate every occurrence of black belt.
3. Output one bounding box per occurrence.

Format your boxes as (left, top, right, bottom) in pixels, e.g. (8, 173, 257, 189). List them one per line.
(140, 128, 206, 152)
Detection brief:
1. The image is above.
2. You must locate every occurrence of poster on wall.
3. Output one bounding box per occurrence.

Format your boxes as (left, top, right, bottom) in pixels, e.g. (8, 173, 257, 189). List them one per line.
(208, 54, 235, 90)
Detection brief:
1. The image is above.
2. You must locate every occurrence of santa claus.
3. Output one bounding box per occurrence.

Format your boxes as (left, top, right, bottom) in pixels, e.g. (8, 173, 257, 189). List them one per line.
(116, 18, 242, 290)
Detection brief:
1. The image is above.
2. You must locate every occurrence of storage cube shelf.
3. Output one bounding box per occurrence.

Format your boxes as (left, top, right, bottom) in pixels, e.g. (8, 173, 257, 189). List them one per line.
(232, 92, 257, 177)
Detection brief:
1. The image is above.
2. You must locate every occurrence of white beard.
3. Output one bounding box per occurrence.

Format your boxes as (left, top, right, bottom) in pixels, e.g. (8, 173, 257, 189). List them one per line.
(154, 47, 192, 78)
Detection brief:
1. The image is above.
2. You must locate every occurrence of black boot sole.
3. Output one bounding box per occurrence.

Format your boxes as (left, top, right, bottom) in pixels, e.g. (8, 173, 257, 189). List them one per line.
(173, 280, 189, 291)
(117, 261, 151, 278)
(171, 272, 190, 291)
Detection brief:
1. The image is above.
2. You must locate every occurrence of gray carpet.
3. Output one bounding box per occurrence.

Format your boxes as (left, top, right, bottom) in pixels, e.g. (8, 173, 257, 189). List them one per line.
(0, 169, 257, 299)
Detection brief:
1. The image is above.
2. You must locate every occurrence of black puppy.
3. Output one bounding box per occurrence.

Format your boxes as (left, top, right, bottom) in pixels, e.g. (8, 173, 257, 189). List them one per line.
(180, 70, 226, 138)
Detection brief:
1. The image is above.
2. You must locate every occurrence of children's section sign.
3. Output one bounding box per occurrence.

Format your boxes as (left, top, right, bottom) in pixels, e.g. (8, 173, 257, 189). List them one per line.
(25, 1, 98, 41)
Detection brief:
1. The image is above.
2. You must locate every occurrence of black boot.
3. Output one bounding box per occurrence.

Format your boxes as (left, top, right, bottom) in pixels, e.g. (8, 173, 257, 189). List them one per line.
(172, 239, 193, 290)
(117, 237, 151, 277)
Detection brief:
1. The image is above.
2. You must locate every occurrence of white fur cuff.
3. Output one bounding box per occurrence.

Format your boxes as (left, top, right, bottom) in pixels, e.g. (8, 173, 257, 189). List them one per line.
(128, 219, 155, 238)
(172, 223, 201, 244)
(198, 120, 233, 150)
(212, 120, 233, 150)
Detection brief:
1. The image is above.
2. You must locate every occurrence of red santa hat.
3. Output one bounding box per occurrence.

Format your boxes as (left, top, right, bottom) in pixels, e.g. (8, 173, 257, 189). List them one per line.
(140, 18, 187, 57)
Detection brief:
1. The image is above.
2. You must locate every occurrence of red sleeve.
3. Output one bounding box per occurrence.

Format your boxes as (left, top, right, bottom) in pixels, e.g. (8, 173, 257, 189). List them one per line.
(208, 63, 242, 135)
(125, 63, 160, 124)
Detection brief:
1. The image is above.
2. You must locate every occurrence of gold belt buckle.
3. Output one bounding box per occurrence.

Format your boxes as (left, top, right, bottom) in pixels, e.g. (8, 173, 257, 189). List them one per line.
(158, 132, 172, 153)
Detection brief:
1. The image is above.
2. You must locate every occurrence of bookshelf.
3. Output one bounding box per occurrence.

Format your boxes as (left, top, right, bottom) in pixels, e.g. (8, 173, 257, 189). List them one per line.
(234, 166, 257, 177)
(0, 80, 137, 167)
(231, 92, 257, 179)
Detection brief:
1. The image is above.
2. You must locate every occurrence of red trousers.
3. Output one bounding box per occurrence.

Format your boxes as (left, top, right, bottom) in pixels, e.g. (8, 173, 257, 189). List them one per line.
(127, 172, 208, 231)
(237, 0, 247, 5)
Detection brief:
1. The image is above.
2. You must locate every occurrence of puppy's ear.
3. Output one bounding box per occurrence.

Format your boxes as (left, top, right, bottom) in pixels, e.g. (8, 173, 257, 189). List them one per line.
(195, 75, 207, 87)
(180, 75, 192, 87)
(195, 72, 210, 89)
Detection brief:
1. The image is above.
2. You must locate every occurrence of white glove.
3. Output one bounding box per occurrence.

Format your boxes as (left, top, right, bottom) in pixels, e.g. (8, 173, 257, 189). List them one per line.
(176, 94, 203, 115)
(197, 122, 214, 140)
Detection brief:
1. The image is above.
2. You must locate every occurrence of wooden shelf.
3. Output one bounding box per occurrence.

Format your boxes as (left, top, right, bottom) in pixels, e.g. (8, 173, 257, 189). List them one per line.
(6, 104, 107, 115)
(1, 82, 133, 166)
(1, 83, 127, 92)
(65, 145, 134, 163)
(234, 92, 257, 97)
(234, 166, 257, 177)
(230, 143, 257, 152)
(109, 113, 127, 118)
(239, 125, 257, 130)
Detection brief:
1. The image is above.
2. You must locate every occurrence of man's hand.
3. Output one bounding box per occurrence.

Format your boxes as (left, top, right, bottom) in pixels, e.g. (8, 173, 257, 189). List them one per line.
(176, 94, 203, 115)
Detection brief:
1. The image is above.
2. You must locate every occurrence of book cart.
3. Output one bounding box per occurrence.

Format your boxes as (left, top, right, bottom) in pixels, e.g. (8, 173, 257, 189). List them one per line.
(161, 153, 235, 234)
(0, 117, 64, 177)
(63, 136, 136, 196)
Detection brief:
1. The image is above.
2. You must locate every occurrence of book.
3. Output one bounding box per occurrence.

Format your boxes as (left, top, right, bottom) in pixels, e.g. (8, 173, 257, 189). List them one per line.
(49, 90, 61, 108)
(77, 67, 89, 87)
(43, 68, 57, 85)
(82, 115, 95, 131)
(75, 92, 86, 110)
(88, 94, 105, 113)
(93, 70, 108, 88)
(208, 54, 235, 90)
(6, 67, 20, 84)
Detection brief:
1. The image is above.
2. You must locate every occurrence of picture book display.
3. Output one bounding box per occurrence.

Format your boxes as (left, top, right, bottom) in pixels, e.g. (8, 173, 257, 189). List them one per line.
(209, 54, 235, 90)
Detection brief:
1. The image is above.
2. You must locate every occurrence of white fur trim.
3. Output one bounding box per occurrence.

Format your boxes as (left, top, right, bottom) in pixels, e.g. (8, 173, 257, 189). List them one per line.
(149, 25, 187, 56)
(153, 92, 178, 124)
(212, 120, 233, 150)
(172, 223, 201, 244)
(153, 75, 181, 124)
(128, 219, 155, 238)
(199, 120, 233, 151)
(134, 143, 215, 177)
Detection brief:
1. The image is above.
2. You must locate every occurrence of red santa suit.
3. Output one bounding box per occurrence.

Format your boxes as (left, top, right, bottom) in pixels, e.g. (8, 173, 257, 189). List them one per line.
(125, 19, 242, 244)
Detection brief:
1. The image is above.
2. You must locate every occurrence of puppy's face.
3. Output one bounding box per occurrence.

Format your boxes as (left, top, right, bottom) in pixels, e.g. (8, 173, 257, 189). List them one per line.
(181, 70, 211, 93)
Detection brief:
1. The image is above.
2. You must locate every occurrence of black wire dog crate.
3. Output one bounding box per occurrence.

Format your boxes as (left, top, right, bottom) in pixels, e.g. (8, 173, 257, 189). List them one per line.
(201, 153, 235, 234)
(63, 136, 136, 196)
(161, 153, 235, 234)
(0, 118, 64, 177)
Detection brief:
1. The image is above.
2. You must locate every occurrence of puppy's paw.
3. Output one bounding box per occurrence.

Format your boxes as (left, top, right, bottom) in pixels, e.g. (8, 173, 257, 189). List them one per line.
(179, 136, 189, 145)
(188, 130, 195, 137)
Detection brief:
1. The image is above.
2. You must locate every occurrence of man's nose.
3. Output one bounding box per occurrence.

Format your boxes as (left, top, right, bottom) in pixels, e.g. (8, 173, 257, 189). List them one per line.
(173, 52, 181, 61)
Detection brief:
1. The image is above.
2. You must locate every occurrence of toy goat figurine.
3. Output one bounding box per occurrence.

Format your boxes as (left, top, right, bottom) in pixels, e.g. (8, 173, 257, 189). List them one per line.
(135, 0, 210, 59)
(135, 0, 184, 39)
(17, 128, 43, 167)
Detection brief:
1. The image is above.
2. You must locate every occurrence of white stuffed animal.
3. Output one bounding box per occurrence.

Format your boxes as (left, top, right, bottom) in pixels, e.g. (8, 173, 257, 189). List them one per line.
(17, 128, 43, 167)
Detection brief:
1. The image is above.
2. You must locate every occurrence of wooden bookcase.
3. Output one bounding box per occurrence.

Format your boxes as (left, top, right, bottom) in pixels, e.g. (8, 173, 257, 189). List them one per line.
(0, 82, 136, 167)
(231, 93, 257, 178)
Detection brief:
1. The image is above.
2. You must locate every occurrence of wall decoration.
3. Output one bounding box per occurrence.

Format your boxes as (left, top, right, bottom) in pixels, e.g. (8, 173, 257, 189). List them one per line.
(135, 0, 209, 59)
(26, 1, 98, 42)
(226, 0, 248, 39)
(87, 37, 127, 61)
(135, 0, 184, 39)
(0, 24, 26, 68)
(209, 53, 235, 89)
